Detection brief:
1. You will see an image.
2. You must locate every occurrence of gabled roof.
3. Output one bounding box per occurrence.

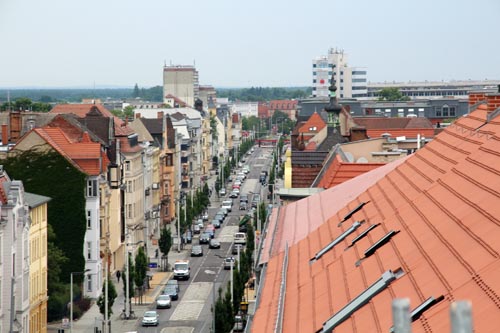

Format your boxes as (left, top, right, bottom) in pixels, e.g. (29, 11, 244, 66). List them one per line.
(32, 127, 108, 176)
(49, 103, 134, 136)
(254, 104, 500, 332)
(298, 111, 326, 134)
(164, 94, 188, 107)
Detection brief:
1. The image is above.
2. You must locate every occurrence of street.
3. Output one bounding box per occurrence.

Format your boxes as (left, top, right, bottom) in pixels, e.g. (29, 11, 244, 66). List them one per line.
(134, 146, 273, 333)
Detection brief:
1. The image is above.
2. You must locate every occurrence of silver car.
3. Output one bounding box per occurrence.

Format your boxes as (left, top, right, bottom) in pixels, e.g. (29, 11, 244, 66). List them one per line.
(156, 294, 171, 309)
(142, 310, 159, 326)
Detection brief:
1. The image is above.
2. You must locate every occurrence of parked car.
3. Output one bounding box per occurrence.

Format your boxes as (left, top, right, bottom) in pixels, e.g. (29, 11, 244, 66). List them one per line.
(239, 194, 249, 203)
(204, 228, 215, 238)
(214, 214, 225, 224)
(142, 310, 159, 326)
(191, 245, 204, 257)
(219, 188, 226, 196)
(232, 243, 244, 255)
(218, 208, 228, 217)
(209, 239, 221, 249)
(222, 200, 233, 212)
(223, 257, 235, 270)
(162, 285, 178, 300)
(166, 279, 179, 292)
(193, 224, 201, 234)
(211, 219, 221, 229)
(196, 219, 204, 229)
(202, 212, 209, 221)
(239, 202, 248, 210)
(238, 161, 243, 167)
(199, 232, 211, 244)
(229, 191, 239, 198)
(156, 294, 172, 309)
(183, 230, 192, 244)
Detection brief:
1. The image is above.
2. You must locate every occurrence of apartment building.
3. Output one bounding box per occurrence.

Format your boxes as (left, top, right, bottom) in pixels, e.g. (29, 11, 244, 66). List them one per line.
(163, 65, 199, 108)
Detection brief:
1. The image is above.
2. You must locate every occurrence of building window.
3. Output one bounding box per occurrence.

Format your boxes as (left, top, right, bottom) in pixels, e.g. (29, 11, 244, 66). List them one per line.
(313, 64, 317, 68)
(124, 160, 131, 171)
(127, 204, 133, 218)
(99, 218, 103, 238)
(442, 105, 449, 117)
(166, 154, 173, 166)
(449, 106, 456, 117)
(313, 71, 317, 75)
(435, 106, 442, 117)
(313, 79, 316, 83)
(87, 275, 92, 292)
(87, 242, 92, 260)
(127, 181, 132, 193)
(86, 180, 97, 197)
(87, 210, 92, 229)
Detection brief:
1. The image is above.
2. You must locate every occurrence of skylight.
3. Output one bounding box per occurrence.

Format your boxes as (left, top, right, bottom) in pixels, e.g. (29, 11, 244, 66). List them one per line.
(318, 269, 404, 333)
(345, 223, 380, 250)
(389, 295, 445, 332)
(338, 201, 370, 226)
(310, 220, 364, 263)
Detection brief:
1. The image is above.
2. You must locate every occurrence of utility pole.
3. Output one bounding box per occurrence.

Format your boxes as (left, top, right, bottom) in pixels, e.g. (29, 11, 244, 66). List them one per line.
(125, 231, 130, 319)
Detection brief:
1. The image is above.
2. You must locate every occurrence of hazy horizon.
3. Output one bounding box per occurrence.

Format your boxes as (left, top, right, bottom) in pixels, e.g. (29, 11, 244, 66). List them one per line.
(1, 0, 499, 89)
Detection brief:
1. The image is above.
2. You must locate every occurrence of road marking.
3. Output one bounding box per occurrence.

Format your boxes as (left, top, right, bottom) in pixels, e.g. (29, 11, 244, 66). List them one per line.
(170, 282, 212, 321)
(204, 269, 216, 274)
(218, 226, 239, 242)
(183, 282, 212, 300)
(161, 326, 194, 333)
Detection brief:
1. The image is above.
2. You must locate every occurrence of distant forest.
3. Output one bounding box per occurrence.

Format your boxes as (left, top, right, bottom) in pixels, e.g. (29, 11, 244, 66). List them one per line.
(0, 85, 312, 104)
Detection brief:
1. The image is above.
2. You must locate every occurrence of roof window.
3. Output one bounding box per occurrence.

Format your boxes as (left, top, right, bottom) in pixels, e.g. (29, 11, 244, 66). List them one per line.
(338, 201, 370, 226)
(310, 220, 365, 263)
(318, 269, 404, 333)
(389, 295, 444, 332)
(345, 223, 380, 250)
(356, 230, 400, 266)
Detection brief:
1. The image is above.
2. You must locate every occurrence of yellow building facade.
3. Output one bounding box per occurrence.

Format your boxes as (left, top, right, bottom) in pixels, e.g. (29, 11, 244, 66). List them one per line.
(27, 193, 51, 333)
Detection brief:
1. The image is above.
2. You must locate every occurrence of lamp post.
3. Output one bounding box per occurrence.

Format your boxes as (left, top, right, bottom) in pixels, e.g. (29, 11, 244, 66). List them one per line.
(70, 269, 90, 333)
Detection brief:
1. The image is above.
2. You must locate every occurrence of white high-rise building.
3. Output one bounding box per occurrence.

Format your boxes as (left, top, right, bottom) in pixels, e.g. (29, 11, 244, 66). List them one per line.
(312, 48, 367, 99)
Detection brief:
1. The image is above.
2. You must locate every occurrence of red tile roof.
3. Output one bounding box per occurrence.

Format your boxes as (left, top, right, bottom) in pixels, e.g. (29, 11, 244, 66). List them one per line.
(50, 103, 134, 136)
(32, 127, 108, 176)
(269, 100, 298, 110)
(317, 154, 385, 188)
(164, 94, 188, 107)
(354, 117, 435, 138)
(298, 111, 326, 134)
(254, 104, 500, 333)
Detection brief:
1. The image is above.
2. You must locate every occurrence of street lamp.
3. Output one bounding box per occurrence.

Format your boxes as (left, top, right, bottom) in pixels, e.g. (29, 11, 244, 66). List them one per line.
(70, 269, 91, 333)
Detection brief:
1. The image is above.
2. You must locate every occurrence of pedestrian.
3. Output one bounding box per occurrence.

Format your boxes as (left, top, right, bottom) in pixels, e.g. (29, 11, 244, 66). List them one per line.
(116, 270, 121, 283)
(155, 249, 159, 258)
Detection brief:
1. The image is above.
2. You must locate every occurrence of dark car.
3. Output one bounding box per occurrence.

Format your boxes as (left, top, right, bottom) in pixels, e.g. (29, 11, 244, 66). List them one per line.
(163, 285, 179, 300)
(209, 239, 221, 249)
(183, 230, 193, 244)
(191, 245, 204, 257)
(166, 279, 179, 292)
(199, 232, 211, 244)
(204, 228, 215, 238)
(214, 214, 225, 224)
(212, 220, 221, 229)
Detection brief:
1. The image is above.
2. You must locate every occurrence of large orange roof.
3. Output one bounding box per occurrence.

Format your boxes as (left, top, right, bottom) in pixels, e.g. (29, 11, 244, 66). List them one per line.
(354, 117, 435, 139)
(33, 127, 107, 176)
(253, 104, 500, 332)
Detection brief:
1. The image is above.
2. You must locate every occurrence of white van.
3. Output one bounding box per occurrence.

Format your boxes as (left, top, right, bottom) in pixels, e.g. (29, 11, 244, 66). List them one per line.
(222, 200, 233, 212)
(173, 260, 190, 280)
(234, 232, 247, 245)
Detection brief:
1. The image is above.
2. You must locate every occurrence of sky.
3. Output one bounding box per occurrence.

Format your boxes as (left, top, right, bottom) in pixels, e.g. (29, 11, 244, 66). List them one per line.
(1, 0, 499, 89)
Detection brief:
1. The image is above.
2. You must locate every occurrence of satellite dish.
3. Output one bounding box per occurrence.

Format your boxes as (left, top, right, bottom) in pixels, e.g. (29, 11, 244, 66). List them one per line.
(357, 157, 368, 163)
(344, 152, 354, 162)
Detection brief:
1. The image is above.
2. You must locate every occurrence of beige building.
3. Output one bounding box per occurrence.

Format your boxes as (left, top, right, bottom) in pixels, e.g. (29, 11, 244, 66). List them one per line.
(27, 193, 51, 333)
(163, 65, 199, 108)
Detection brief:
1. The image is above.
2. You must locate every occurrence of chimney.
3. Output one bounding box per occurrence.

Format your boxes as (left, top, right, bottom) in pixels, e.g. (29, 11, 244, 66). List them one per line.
(1, 124, 8, 145)
(135, 112, 141, 119)
(158, 111, 164, 119)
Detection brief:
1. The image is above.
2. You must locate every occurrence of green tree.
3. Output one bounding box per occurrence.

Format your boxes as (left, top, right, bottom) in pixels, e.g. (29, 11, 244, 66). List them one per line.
(210, 115, 218, 140)
(134, 247, 148, 288)
(14, 97, 32, 110)
(159, 227, 172, 271)
(96, 276, 118, 316)
(123, 105, 135, 119)
(377, 87, 410, 101)
(123, 255, 135, 300)
(133, 83, 140, 98)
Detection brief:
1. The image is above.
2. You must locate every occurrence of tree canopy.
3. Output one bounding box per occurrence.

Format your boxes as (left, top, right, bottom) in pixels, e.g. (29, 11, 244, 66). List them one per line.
(377, 87, 410, 101)
(217, 86, 311, 102)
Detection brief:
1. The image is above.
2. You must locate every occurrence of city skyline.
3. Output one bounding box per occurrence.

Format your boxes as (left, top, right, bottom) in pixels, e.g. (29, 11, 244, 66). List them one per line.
(1, 0, 499, 89)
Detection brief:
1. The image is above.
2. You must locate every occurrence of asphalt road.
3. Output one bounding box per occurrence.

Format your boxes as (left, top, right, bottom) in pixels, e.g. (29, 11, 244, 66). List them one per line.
(134, 146, 273, 333)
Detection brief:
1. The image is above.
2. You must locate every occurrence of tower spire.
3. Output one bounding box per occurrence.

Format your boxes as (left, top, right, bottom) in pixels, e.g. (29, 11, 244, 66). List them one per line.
(325, 68, 342, 128)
